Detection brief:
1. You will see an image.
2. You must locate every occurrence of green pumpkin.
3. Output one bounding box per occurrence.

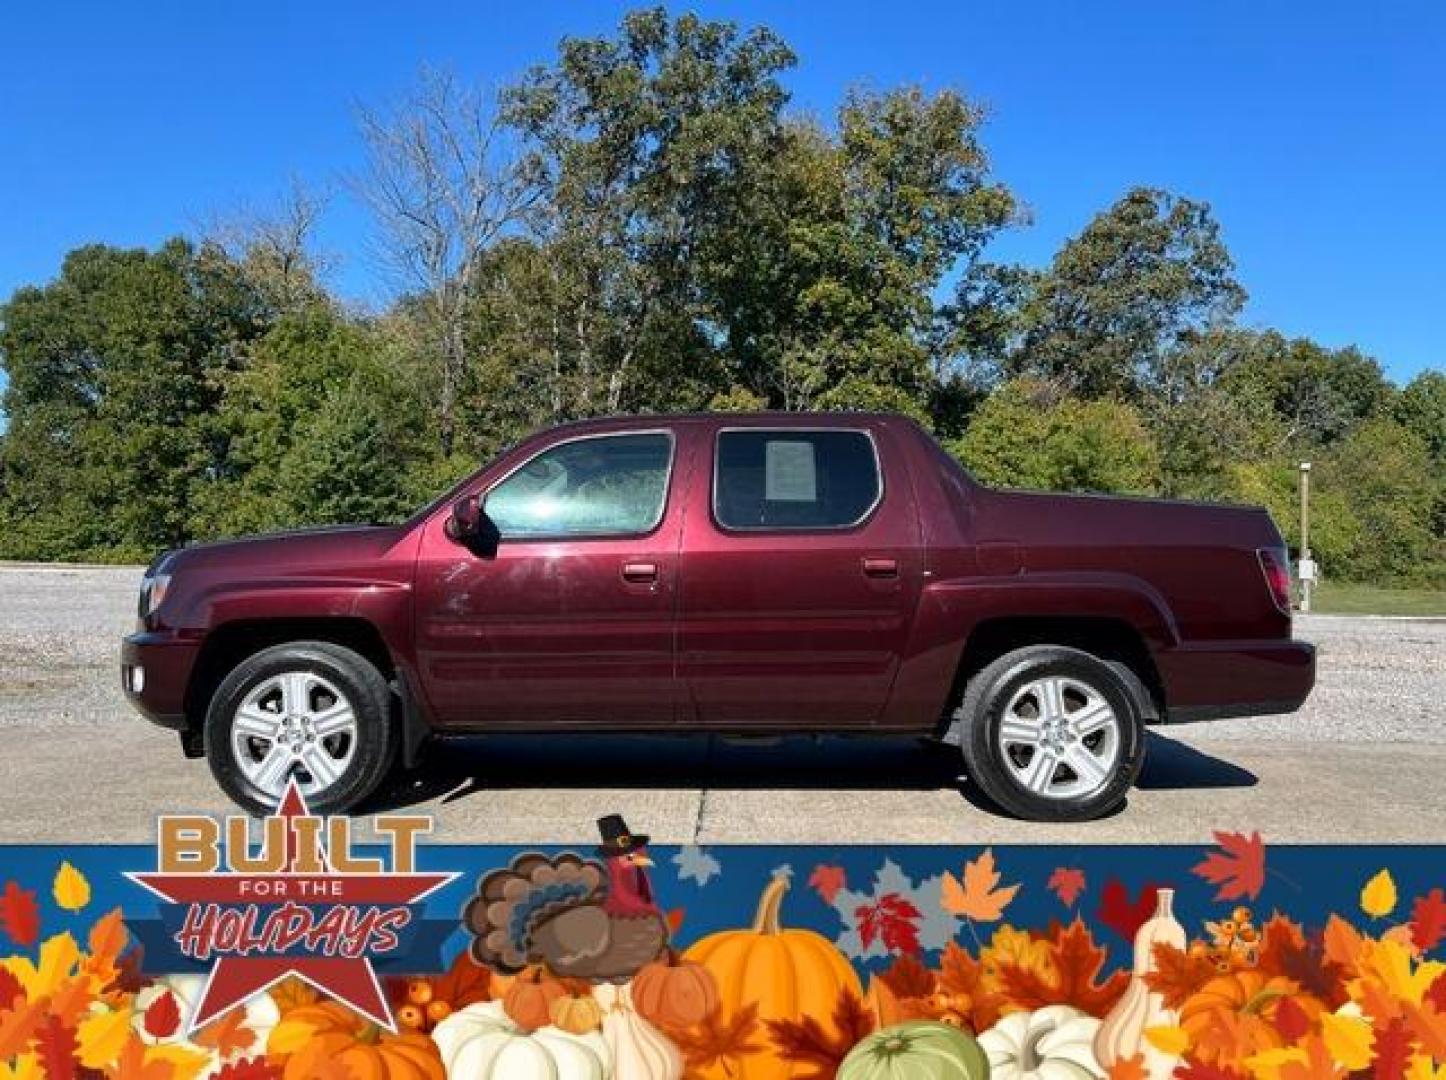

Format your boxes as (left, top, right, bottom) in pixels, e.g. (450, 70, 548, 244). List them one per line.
(840, 1021, 990, 1080)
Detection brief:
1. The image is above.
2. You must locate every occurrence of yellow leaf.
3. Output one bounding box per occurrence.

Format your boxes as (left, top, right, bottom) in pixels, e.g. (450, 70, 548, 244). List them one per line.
(5, 933, 80, 999)
(1360, 938, 1446, 1005)
(1321, 1011, 1375, 1071)
(1244, 1046, 1307, 1080)
(77, 1006, 133, 1069)
(1361, 869, 1399, 919)
(0, 1053, 41, 1080)
(146, 1043, 215, 1080)
(1144, 1025, 1191, 1056)
(940, 847, 1021, 922)
(52, 861, 91, 912)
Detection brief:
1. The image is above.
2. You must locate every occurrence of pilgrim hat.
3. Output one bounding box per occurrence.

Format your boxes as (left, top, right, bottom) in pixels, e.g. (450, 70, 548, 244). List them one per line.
(596, 814, 650, 856)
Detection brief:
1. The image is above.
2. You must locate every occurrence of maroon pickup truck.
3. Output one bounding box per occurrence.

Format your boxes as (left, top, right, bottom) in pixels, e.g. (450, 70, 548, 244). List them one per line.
(122, 412, 1314, 821)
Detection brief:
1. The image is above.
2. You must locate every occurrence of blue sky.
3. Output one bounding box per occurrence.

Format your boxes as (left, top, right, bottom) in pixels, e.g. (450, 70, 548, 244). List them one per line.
(1, 1, 1442, 383)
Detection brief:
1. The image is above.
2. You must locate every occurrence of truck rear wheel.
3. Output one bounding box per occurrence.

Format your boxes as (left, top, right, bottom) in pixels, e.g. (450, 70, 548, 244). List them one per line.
(956, 645, 1145, 821)
(204, 641, 398, 815)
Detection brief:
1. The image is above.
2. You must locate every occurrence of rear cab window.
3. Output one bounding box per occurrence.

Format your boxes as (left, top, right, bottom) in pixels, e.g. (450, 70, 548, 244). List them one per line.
(713, 429, 882, 531)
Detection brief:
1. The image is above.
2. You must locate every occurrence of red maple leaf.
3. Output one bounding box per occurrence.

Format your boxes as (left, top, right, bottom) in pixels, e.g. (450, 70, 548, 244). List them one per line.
(1427, 973, 1446, 1013)
(1192, 831, 1266, 901)
(1274, 995, 1313, 1042)
(996, 917, 1130, 1017)
(212, 1058, 285, 1080)
(32, 1015, 79, 1080)
(1372, 1017, 1416, 1080)
(855, 893, 923, 955)
(1411, 890, 1446, 954)
(0, 966, 22, 1009)
(1097, 880, 1160, 943)
(0, 882, 40, 947)
(1049, 867, 1087, 907)
(810, 865, 848, 905)
(1175, 1064, 1251, 1080)
(142, 991, 182, 1040)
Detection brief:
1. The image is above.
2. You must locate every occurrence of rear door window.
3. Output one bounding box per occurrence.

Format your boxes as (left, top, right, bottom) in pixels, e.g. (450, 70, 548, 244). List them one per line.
(713, 430, 881, 531)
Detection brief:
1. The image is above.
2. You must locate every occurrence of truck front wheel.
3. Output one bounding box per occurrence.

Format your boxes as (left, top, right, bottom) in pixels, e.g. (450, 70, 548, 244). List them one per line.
(204, 642, 399, 815)
(956, 645, 1145, 821)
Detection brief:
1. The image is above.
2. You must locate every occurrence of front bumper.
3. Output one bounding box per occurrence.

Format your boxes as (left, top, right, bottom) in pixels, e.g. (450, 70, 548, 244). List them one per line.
(1157, 639, 1316, 723)
(121, 630, 202, 730)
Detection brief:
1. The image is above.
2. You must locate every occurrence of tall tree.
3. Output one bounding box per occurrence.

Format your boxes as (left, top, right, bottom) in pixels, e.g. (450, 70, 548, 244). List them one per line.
(1013, 187, 1246, 399)
(356, 68, 536, 457)
(502, 7, 796, 415)
(0, 241, 269, 560)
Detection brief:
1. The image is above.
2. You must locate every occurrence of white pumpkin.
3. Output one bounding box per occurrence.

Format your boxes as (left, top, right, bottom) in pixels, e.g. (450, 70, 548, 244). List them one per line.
(432, 1000, 612, 1080)
(979, 1005, 1106, 1080)
(132, 975, 279, 1078)
(592, 984, 683, 1080)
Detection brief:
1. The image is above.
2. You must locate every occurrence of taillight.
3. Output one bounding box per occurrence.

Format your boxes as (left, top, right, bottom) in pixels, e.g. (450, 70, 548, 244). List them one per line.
(1257, 548, 1292, 614)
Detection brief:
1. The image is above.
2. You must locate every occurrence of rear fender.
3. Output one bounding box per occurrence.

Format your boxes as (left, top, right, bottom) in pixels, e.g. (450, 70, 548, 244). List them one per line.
(881, 572, 1178, 729)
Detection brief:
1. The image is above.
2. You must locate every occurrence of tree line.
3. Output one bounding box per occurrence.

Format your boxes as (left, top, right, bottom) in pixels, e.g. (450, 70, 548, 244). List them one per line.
(0, 8, 1441, 584)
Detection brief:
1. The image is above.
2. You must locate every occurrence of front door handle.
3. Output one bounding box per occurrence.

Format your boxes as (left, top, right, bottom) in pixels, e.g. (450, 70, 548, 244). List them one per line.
(862, 557, 899, 578)
(621, 561, 659, 584)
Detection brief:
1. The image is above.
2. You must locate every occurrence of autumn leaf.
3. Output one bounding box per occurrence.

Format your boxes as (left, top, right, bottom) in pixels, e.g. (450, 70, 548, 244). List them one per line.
(1193, 831, 1267, 902)
(84, 910, 128, 984)
(210, 1059, 284, 1080)
(1258, 917, 1349, 1008)
(1274, 995, 1314, 1042)
(1097, 880, 1160, 943)
(1108, 1054, 1148, 1080)
(32, 1014, 79, 1080)
(1321, 1011, 1374, 1070)
(1361, 937, 1446, 1004)
(144, 1043, 213, 1080)
(767, 990, 875, 1079)
(52, 863, 91, 913)
(1372, 1018, 1416, 1080)
(1411, 890, 1446, 954)
(809, 865, 847, 906)
(940, 849, 1020, 923)
(1049, 867, 1087, 908)
(855, 893, 923, 955)
(1175, 1064, 1251, 1080)
(664, 1003, 765, 1075)
(1362, 871, 1400, 920)
(1324, 916, 1367, 971)
(0, 883, 40, 948)
(667, 908, 686, 936)
(1144, 1025, 1191, 1056)
(1273, 1034, 1343, 1080)
(76, 1007, 132, 1070)
(104, 947, 152, 998)
(1404, 1002, 1446, 1062)
(1146, 942, 1220, 1009)
(0, 998, 45, 1060)
(878, 953, 935, 1000)
(936, 941, 1003, 1032)
(109, 1033, 174, 1080)
(270, 978, 319, 1015)
(193, 1010, 255, 1059)
(995, 917, 1130, 1017)
(142, 991, 182, 1041)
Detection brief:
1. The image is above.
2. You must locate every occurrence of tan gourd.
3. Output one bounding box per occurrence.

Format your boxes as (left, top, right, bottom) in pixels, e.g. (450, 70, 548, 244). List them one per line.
(1093, 888, 1187, 1080)
(593, 982, 684, 1080)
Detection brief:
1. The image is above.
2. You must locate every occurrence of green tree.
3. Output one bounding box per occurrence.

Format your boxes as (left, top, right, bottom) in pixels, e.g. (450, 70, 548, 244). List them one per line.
(0, 241, 269, 561)
(1013, 188, 1246, 399)
(951, 379, 1160, 494)
(1393, 369, 1446, 463)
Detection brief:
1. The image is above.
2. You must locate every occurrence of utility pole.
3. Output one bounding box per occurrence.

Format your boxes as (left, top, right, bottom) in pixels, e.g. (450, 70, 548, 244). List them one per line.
(1299, 461, 1313, 613)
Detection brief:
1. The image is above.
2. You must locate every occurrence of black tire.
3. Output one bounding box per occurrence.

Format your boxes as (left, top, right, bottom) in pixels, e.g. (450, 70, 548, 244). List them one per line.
(204, 641, 398, 815)
(955, 645, 1145, 821)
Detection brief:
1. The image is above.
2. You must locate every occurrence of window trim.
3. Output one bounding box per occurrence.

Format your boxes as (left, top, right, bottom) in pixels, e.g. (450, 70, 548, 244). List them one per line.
(710, 426, 885, 534)
(482, 429, 677, 543)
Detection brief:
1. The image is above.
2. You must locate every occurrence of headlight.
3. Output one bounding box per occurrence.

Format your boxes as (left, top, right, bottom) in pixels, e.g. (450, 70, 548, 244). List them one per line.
(139, 572, 173, 618)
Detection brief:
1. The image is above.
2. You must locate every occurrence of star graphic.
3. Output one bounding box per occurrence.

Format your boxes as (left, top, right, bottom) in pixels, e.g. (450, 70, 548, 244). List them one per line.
(129, 781, 457, 1033)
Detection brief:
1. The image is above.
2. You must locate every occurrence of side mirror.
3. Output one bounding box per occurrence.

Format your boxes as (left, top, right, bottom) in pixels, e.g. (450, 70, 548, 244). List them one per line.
(445, 495, 483, 542)
(445, 495, 500, 555)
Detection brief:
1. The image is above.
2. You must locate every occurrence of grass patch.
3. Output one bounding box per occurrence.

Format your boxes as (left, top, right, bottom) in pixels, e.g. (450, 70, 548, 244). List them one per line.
(1306, 580, 1446, 617)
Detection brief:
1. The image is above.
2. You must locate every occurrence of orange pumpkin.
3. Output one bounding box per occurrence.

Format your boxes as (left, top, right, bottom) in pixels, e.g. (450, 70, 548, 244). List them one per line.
(268, 1001, 444, 1080)
(632, 951, 721, 1028)
(503, 967, 570, 1032)
(1178, 973, 1320, 1065)
(684, 870, 864, 1079)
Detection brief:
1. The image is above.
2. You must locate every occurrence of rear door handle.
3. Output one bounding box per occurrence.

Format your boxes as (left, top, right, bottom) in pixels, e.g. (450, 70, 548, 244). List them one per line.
(621, 561, 659, 584)
(862, 557, 899, 578)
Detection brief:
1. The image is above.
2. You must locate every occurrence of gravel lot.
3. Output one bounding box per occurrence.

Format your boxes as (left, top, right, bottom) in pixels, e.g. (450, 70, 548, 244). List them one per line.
(0, 564, 1442, 842)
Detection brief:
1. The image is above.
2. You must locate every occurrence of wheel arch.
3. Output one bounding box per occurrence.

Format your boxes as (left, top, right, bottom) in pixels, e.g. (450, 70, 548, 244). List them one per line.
(936, 615, 1163, 744)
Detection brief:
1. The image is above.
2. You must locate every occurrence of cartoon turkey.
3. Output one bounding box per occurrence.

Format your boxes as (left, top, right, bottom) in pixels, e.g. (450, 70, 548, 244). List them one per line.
(463, 815, 669, 983)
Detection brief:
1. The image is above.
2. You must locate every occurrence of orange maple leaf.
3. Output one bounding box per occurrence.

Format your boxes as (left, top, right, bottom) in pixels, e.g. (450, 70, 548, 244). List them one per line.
(995, 917, 1130, 1017)
(1108, 1053, 1149, 1080)
(1192, 831, 1267, 901)
(1145, 942, 1220, 1009)
(1404, 1001, 1446, 1061)
(941, 848, 1020, 922)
